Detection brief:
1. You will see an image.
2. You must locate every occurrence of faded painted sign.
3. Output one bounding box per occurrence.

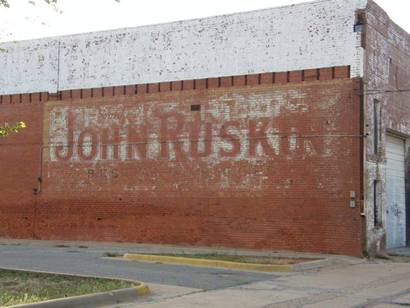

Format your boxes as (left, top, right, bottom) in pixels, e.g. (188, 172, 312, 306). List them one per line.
(45, 92, 320, 163)
(42, 84, 353, 194)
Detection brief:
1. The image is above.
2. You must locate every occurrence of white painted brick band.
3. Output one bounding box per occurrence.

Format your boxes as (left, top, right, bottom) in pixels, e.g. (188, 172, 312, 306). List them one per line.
(0, 0, 367, 95)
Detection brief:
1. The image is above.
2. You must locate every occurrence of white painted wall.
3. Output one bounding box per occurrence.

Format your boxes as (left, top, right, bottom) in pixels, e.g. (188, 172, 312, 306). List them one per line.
(0, 0, 367, 95)
(0, 39, 59, 94)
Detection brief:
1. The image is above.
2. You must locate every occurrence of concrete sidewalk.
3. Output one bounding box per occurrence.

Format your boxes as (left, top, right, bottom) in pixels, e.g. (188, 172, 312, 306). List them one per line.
(118, 260, 410, 308)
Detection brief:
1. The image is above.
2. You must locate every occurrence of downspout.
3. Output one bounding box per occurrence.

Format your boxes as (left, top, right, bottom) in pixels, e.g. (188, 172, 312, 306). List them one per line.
(32, 40, 61, 237)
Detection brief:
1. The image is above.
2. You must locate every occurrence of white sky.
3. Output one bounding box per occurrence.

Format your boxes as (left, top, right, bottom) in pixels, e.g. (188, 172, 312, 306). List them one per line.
(0, 0, 409, 42)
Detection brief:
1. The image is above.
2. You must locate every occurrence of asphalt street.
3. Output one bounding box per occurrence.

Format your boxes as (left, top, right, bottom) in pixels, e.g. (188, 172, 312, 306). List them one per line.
(1, 241, 410, 307)
(0, 242, 274, 290)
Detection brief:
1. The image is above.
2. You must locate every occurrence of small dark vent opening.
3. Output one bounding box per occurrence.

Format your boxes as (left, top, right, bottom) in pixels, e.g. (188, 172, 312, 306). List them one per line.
(191, 104, 201, 112)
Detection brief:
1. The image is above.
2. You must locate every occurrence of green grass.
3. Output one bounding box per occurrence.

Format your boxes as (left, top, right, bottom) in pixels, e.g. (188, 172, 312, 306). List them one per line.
(0, 269, 135, 307)
(106, 251, 318, 265)
(136, 253, 316, 265)
(103, 252, 124, 258)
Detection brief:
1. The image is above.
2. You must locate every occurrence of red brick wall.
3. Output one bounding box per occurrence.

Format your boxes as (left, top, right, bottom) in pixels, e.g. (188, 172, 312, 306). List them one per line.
(0, 93, 46, 238)
(0, 67, 364, 256)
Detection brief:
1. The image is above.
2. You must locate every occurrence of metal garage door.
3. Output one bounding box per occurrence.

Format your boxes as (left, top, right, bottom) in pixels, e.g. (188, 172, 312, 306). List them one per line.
(385, 135, 407, 249)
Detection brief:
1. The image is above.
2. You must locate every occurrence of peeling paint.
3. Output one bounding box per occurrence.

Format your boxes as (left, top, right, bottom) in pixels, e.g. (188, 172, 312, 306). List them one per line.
(363, 0, 410, 255)
(0, 0, 366, 95)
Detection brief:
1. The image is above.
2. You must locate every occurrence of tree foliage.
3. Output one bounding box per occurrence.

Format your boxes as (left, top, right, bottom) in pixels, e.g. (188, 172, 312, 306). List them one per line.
(0, 122, 26, 137)
(0, 1, 46, 137)
(0, 0, 57, 8)
(0, 0, 116, 137)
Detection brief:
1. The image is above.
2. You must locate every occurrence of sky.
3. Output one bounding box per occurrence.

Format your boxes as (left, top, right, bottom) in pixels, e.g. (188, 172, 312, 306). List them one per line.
(0, 0, 409, 42)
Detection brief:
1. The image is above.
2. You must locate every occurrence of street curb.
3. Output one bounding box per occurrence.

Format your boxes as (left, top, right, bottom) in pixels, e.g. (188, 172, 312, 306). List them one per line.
(123, 253, 329, 272)
(1, 268, 149, 308)
(11, 284, 149, 308)
(11, 285, 149, 308)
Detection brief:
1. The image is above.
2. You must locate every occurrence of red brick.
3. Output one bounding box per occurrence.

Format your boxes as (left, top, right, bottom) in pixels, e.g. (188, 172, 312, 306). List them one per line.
(208, 78, 219, 89)
(137, 84, 148, 94)
(113, 86, 125, 96)
(40, 92, 48, 102)
(71, 89, 82, 99)
(0, 72, 364, 257)
(148, 83, 160, 94)
(289, 70, 303, 83)
(21, 94, 31, 104)
(61, 90, 71, 100)
(103, 87, 115, 96)
(334, 66, 350, 79)
(82, 88, 93, 99)
(195, 79, 207, 90)
(48, 93, 59, 101)
(304, 69, 319, 81)
(171, 81, 183, 91)
(31, 93, 41, 102)
(260, 73, 274, 84)
(11, 94, 20, 104)
(319, 68, 333, 81)
(92, 88, 104, 98)
(275, 72, 288, 84)
(220, 77, 233, 87)
(181, 80, 193, 91)
(159, 82, 171, 92)
(125, 85, 137, 95)
(2, 95, 11, 104)
(246, 74, 259, 86)
(233, 76, 246, 87)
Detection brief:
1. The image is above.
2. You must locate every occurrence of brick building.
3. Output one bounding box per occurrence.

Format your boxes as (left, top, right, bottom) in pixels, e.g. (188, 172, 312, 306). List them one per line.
(0, 0, 408, 256)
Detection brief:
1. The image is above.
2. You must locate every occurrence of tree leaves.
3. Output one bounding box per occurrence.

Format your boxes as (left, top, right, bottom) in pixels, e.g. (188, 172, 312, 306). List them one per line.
(0, 0, 57, 8)
(0, 122, 26, 137)
(0, 0, 10, 8)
